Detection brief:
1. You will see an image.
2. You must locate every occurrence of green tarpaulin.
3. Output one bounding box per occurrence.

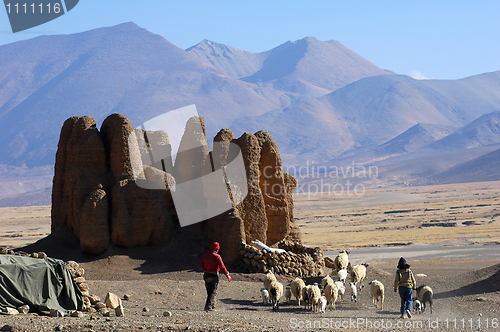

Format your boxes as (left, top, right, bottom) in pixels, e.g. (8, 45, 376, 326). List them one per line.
(0, 255, 83, 315)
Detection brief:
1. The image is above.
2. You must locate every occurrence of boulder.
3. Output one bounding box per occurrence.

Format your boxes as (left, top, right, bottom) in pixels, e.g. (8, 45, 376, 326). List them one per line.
(94, 302, 106, 310)
(74, 277, 85, 284)
(115, 304, 124, 317)
(50, 309, 64, 317)
(17, 305, 29, 314)
(78, 283, 89, 292)
(5, 308, 19, 315)
(70, 311, 84, 318)
(104, 292, 121, 309)
(88, 295, 100, 305)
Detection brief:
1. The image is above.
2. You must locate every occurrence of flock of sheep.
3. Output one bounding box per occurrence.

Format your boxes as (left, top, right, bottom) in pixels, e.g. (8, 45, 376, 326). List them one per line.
(260, 250, 434, 315)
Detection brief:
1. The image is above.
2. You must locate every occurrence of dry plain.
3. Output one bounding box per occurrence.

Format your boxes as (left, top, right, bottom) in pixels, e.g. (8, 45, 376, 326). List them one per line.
(0, 182, 499, 331)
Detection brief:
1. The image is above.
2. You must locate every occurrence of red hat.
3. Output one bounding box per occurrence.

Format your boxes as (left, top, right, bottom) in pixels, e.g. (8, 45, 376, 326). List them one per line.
(210, 242, 220, 251)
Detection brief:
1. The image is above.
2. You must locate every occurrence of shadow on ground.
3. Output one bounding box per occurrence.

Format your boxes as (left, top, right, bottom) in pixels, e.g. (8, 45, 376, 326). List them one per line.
(19, 224, 223, 280)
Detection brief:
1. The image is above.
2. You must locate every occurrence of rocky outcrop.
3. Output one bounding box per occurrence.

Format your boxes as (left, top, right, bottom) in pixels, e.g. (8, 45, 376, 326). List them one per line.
(110, 179, 174, 247)
(51, 116, 108, 239)
(173, 117, 211, 230)
(284, 173, 301, 243)
(100, 114, 141, 184)
(80, 189, 109, 254)
(204, 129, 246, 263)
(135, 129, 174, 177)
(255, 131, 290, 245)
(52, 113, 299, 265)
(234, 133, 268, 244)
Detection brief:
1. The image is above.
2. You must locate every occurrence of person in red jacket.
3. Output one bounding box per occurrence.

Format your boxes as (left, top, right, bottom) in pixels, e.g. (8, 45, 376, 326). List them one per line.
(200, 242, 232, 311)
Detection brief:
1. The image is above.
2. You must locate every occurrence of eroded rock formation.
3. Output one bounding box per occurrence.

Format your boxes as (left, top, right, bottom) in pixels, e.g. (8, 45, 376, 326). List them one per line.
(52, 113, 300, 264)
(51, 116, 108, 254)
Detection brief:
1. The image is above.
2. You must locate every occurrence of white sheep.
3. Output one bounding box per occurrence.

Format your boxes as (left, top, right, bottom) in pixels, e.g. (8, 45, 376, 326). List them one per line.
(318, 296, 327, 313)
(415, 285, 433, 314)
(263, 271, 277, 292)
(337, 268, 348, 284)
(261, 288, 270, 305)
(307, 285, 321, 312)
(321, 275, 334, 291)
(324, 283, 338, 310)
(291, 277, 306, 306)
(269, 280, 284, 311)
(349, 263, 368, 291)
(368, 280, 385, 310)
(413, 299, 422, 314)
(350, 282, 358, 302)
(333, 250, 350, 270)
(334, 280, 345, 302)
(285, 286, 292, 304)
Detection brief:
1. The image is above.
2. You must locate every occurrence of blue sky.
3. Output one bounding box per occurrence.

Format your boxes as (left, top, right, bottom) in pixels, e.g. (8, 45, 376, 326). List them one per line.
(1, 0, 499, 80)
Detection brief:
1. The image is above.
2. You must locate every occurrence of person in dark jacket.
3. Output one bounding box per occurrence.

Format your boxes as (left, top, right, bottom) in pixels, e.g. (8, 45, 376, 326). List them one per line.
(200, 242, 232, 311)
(394, 257, 416, 319)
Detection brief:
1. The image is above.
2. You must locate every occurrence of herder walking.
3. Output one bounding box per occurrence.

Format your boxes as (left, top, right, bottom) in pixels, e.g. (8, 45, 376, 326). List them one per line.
(200, 242, 232, 311)
(394, 257, 416, 319)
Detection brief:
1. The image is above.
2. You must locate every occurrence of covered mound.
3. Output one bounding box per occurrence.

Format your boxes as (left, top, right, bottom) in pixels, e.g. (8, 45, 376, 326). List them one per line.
(0, 255, 83, 315)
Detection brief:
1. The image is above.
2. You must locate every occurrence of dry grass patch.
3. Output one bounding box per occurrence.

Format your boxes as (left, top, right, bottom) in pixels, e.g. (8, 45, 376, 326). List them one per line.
(0, 205, 51, 248)
(294, 181, 500, 249)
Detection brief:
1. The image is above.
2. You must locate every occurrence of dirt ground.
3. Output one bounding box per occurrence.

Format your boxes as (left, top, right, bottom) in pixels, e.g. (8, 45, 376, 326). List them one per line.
(1, 182, 500, 331)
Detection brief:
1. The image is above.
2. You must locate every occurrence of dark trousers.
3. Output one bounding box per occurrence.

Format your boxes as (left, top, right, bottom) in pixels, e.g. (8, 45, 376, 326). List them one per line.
(399, 287, 413, 315)
(203, 272, 219, 309)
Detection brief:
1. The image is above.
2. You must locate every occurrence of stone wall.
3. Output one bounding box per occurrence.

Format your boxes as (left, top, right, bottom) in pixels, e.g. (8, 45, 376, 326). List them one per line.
(51, 113, 300, 264)
(233, 240, 324, 276)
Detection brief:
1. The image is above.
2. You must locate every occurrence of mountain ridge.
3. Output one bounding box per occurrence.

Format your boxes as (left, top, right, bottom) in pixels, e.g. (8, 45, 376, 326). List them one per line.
(231, 72, 500, 165)
(0, 22, 278, 166)
(188, 36, 393, 92)
(1, 22, 500, 193)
